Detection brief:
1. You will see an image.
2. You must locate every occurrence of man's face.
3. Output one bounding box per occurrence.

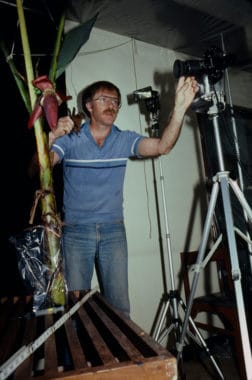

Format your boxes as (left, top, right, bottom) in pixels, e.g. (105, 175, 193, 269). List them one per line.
(86, 88, 121, 126)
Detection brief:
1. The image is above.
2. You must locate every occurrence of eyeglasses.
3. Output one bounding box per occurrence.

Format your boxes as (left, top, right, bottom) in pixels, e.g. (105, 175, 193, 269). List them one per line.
(92, 95, 121, 108)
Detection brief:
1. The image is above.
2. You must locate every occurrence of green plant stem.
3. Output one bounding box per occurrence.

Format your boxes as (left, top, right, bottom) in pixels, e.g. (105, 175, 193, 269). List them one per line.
(16, 0, 65, 305)
(49, 13, 66, 82)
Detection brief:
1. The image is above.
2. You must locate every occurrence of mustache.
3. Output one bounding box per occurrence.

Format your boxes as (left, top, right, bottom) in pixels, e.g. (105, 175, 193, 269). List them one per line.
(103, 109, 116, 115)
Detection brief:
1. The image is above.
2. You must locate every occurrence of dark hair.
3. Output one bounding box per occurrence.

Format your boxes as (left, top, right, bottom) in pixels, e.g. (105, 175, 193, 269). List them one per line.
(81, 80, 121, 117)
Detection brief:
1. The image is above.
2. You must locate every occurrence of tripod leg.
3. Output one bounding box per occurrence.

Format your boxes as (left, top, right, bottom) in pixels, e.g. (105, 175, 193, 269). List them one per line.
(229, 177, 252, 271)
(187, 315, 224, 379)
(219, 173, 252, 378)
(177, 297, 224, 380)
(177, 179, 220, 359)
(177, 179, 225, 378)
(229, 178, 252, 224)
(152, 291, 181, 344)
(152, 296, 171, 341)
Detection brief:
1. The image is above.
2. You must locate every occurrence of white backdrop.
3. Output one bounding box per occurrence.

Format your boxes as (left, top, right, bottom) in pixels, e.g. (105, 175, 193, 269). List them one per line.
(64, 22, 252, 333)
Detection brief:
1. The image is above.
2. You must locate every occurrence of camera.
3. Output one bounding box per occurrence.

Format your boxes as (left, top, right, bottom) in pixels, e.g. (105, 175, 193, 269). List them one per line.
(133, 86, 160, 113)
(133, 86, 153, 101)
(133, 86, 160, 136)
(173, 46, 235, 84)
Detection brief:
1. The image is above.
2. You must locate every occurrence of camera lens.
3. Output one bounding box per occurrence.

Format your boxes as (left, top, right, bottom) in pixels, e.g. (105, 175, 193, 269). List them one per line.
(173, 59, 205, 78)
(173, 60, 186, 78)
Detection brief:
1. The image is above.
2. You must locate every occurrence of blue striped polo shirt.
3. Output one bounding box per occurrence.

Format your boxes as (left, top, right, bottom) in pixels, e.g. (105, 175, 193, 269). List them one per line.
(51, 122, 145, 224)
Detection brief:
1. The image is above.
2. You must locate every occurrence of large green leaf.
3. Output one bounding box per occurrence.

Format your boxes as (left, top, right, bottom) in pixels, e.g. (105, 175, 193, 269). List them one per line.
(56, 13, 98, 79)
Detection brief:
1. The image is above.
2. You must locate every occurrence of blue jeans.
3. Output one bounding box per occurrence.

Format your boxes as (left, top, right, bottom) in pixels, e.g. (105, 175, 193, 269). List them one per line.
(62, 221, 130, 317)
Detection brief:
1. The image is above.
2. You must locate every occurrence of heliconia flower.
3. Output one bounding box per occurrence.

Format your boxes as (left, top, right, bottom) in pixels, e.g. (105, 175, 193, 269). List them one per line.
(28, 75, 72, 130)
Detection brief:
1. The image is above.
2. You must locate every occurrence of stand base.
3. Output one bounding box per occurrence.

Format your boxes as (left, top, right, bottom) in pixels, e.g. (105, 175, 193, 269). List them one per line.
(178, 170, 252, 380)
(151, 291, 224, 379)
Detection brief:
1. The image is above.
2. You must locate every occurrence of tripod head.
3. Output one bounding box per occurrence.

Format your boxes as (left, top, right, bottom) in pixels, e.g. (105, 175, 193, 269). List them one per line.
(191, 74, 226, 116)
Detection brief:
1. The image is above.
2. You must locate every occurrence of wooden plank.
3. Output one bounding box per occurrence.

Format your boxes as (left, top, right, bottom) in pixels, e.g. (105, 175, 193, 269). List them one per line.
(32, 356, 177, 380)
(13, 317, 37, 380)
(0, 298, 14, 338)
(64, 317, 89, 370)
(76, 303, 117, 366)
(87, 298, 144, 361)
(0, 296, 28, 364)
(93, 292, 173, 357)
(44, 314, 59, 376)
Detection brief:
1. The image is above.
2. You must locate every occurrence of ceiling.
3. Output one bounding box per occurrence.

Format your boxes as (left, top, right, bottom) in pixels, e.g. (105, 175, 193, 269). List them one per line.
(65, 0, 252, 73)
(1, 0, 252, 74)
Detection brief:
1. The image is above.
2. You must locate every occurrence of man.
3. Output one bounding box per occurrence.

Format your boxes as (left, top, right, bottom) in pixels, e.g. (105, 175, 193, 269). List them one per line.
(49, 77, 198, 317)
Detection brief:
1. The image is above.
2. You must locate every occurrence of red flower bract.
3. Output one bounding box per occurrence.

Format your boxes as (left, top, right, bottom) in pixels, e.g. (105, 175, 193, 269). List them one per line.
(28, 75, 72, 130)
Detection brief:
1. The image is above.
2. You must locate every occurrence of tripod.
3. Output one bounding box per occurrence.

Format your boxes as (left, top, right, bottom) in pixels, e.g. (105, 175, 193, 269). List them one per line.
(177, 76, 252, 380)
(142, 98, 224, 378)
(151, 155, 224, 379)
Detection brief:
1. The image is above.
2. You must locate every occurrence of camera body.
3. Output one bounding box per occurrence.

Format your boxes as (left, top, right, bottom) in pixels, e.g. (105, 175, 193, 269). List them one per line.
(133, 86, 160, 113)
(173, 46, 235, 84)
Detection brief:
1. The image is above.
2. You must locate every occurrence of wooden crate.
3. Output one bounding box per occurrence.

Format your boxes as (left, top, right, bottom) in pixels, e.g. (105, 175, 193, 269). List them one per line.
(0, 291, 177, 380)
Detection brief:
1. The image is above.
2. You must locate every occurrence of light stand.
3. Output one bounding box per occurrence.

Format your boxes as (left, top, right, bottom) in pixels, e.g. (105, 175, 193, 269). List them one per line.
(133, 87, 224, 379)
(177, 74, 252, 380)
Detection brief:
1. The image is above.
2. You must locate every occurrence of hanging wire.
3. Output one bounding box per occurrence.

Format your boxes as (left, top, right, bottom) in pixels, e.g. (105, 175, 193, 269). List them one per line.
(130, 37, 153, 238)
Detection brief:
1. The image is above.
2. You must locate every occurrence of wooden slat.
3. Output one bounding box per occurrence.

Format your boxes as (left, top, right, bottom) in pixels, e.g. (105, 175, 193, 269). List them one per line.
(0, 298, 14, 338)
(32, 356, 177, 380)
(87, 298, 144, 361)
(13, 317, 37, 380)
(64, 317, 89, 370)
(44, 314, 58, 376)
(93, 292, 173, 357)
(76, 304, 117, 366)
(0, 297, 27, 364)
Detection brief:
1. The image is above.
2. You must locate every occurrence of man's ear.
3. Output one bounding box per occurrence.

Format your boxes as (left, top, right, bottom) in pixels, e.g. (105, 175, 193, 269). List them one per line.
(86, 101, 93, 114)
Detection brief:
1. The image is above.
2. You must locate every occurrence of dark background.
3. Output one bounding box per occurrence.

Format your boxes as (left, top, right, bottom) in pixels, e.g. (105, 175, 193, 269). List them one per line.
(197, 105, 252, 304)
(0, 0, 66, 295)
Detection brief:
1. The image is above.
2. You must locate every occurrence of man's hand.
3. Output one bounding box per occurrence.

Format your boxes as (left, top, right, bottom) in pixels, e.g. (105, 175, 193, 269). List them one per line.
(49, 116, 75, 147)
(52, 116, 74, 138)
(174, 76, 199, 112)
